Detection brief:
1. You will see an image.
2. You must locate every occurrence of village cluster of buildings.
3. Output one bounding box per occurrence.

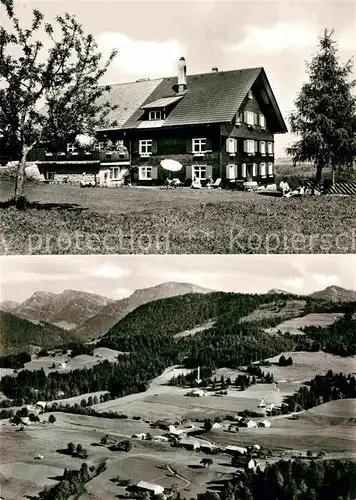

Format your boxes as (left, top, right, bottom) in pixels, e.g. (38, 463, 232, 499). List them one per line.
(131, 418, 270, 458)
(0, 58, 287, 189)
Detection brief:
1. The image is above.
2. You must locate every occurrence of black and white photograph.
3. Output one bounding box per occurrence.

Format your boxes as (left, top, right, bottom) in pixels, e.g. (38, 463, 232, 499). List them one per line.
(0, 254, 356, 499)
(0, 0, 355, 254)
(0, 0, 356, 499)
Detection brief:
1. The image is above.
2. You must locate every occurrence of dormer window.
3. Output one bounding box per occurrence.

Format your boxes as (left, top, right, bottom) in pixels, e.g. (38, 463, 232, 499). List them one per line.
(148, 110, 162, 121)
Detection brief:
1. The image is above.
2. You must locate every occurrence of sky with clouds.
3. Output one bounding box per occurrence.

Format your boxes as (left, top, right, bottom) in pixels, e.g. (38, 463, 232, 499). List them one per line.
(6, 0, 356, 157)
(1, 254, 355, 302)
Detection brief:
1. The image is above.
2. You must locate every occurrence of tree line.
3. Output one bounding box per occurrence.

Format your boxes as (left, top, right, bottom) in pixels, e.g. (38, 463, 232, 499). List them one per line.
(283, 371, 356, 413)
(218, 458, 356, 500)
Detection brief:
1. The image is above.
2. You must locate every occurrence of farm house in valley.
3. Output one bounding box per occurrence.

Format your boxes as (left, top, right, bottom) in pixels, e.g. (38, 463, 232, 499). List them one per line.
(3, 57, 287, 188)
(136, 481, 165, 496)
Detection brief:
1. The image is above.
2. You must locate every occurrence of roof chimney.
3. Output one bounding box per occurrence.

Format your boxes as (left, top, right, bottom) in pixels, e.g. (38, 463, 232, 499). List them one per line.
(212, 66, 218, 72)
(178, 57, 187, 93)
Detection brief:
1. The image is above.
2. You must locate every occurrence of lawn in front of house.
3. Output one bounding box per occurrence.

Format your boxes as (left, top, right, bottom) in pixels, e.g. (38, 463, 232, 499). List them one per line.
(0, 180, 354, 254)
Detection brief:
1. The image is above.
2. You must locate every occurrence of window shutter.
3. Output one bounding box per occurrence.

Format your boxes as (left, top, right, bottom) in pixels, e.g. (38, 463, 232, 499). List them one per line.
(226, 138, 236, 154)
(151, 140, 158, 154)
(255, 141, 259, 153)
(205, 137, 212, 152)
(186, 165, 193, 179)
(243, 140, 248, 152)
(243, 111, 249, 124)
(132, 140, 140, 154)
(186, 139, 193, 153)
(206, 165, 213, 178)
(241, 163, 247, 178)
(226, 164, 236, 180)
(252, 163, 257, 177)
(268, 163, 274, 175)
(254, 113, 258, 125)
(260, 163, 266, 177)
(151, 166, 158, 180)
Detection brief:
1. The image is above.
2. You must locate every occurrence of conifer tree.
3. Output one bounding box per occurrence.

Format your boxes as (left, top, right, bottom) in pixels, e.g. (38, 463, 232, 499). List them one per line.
(287, 29, 356, 183)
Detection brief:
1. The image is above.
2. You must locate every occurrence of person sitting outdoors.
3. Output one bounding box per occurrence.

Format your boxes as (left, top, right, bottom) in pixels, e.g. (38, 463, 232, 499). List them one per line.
(191, 176, 202, 189)
(279, 179, 291, 197)
(289, 181, 306, 197)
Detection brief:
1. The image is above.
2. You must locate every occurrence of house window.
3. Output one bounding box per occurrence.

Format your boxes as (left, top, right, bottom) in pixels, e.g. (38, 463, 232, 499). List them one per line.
(148, 110, 162, 121)
(248, 90, 253, 99)
(259, 114, 266, 129)
(66, 143, 77, 153)
(245, 111, 255, 126)
(139, 139, 152, 156)
(110, 167, 120, 179)
(252, 163, 258, 177)
(268, 163, 274, 175)
(93, 142, 105, 151)
(241, 163, 247, 178)
(260, 141, 266, 155)
(193, 165, 207, 180)
(244, 140, 255, 154)
(139, 166, 152, 180)
(267, 142, 274, 155)
(259, 163, 266, 177)
(192, 138, 206, 154)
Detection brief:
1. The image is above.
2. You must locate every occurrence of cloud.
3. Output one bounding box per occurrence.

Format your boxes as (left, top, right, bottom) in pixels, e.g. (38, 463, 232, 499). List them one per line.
(282, 277, 306, 290)
(90, 264, 131, 279)
(226, 22, 316, 55)
(96, 32, 182, 78)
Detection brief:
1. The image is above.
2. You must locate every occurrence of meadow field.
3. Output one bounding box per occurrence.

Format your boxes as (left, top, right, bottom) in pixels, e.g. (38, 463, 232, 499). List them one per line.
(0, 179, 355, 254)
(0, 412, 235, 500)
(1, 349, 355, 499)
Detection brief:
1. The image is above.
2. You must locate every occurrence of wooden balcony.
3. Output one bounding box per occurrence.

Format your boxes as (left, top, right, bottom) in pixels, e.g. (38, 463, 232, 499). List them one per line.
(28, 149, 129, 164)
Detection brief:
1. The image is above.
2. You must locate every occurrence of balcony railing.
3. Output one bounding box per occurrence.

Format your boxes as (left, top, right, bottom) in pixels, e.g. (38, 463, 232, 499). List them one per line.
(28, 149, 129, 163)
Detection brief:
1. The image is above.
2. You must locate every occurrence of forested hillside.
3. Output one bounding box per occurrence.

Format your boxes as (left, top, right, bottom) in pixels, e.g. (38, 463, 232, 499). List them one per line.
(0, 311, 79, 355)
(2, 291, 350, 404)
(219, 459, 356, 500)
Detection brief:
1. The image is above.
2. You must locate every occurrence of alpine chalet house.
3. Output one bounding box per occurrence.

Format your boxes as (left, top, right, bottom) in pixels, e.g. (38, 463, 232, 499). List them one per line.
(96, 57, 287, 187)
(1, 58, 287, 188)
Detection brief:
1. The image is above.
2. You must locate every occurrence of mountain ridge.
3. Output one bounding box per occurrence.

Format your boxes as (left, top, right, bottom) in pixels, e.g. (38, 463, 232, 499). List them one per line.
(75, 281, 213, 339)
(13, 289, 114, 330)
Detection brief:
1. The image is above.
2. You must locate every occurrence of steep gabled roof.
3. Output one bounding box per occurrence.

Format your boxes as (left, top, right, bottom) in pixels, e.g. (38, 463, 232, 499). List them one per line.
(99, 67, 288, 133)
(96, 78, 163, 130)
